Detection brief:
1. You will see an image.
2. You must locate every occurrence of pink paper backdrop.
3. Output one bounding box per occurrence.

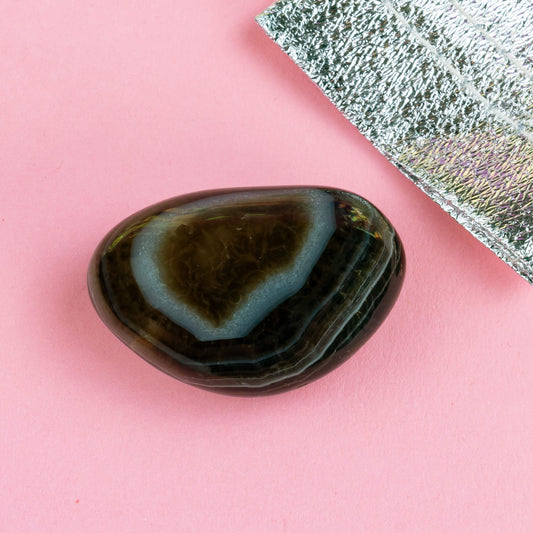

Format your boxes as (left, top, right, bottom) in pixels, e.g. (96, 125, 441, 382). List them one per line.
(1, 1, 532, 531)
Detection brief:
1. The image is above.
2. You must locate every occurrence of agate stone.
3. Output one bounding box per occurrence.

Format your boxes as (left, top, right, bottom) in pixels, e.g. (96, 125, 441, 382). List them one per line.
(88, 187, 405, 396)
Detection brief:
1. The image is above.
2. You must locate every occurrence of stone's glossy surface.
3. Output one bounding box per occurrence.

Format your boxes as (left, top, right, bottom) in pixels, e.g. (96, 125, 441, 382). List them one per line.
(88, 187, 405, 396)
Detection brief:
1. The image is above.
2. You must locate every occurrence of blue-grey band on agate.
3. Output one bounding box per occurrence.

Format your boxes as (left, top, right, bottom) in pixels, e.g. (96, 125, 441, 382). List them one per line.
(257, 0, 533, 282)
(131, 189, 336, 341)
(88, 187, 405, 396)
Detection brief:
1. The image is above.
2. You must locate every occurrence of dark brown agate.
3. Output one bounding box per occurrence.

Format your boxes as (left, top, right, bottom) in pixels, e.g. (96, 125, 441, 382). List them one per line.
(88, 187, 405, 396)
(158, 198, 309, 327)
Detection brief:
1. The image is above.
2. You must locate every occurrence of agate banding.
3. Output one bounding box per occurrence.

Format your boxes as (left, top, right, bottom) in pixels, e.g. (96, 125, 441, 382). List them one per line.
(88, 187, 405, 396)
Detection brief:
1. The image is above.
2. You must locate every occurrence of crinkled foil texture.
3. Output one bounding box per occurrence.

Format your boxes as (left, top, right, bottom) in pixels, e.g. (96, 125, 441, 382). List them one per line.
(257, 0, 533, 282)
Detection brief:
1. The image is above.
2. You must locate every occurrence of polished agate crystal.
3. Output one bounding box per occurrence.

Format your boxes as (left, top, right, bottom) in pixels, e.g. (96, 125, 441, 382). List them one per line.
(88, 187, 405, 396)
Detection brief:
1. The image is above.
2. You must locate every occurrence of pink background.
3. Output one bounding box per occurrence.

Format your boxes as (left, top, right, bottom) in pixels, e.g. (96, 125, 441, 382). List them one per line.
(1, 1, 532, 531)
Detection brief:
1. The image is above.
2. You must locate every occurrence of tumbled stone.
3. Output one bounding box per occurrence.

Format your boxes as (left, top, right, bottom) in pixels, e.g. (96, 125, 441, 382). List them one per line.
(87, 187, 405, 396)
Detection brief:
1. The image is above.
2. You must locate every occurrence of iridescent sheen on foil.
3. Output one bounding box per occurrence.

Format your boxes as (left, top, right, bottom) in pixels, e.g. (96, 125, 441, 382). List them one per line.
(257, 0, 533, 282)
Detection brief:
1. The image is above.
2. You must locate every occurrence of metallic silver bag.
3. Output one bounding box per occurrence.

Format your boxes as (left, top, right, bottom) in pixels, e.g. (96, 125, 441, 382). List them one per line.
(257, 0, 533, 282)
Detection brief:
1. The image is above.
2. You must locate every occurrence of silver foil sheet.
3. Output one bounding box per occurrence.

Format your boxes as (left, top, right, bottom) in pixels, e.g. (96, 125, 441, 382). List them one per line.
(257, 0, 533, 282)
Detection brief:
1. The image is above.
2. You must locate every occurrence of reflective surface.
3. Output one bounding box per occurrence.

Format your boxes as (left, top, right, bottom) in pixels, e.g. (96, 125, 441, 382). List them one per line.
(88, 187, 405, 396)
(257, 0, 533, 283)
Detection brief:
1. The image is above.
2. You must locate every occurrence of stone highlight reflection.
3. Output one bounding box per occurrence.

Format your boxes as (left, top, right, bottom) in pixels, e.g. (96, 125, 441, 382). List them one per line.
(88, 187, 405, 396)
